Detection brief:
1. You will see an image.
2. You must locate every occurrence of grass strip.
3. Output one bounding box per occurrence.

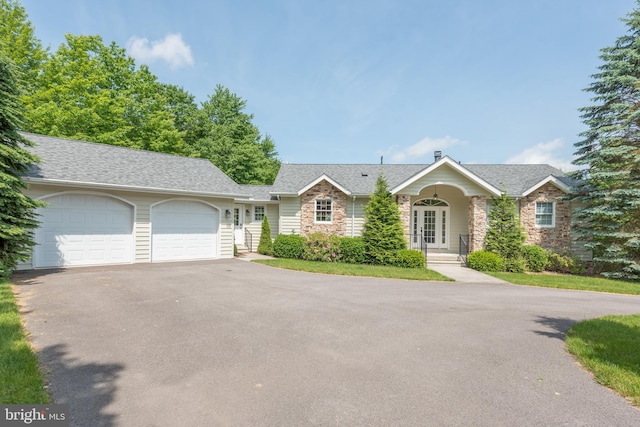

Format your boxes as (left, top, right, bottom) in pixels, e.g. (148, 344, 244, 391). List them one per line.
(254, 258, 453, 281)
(566, 314, 640, 406)
(486, 272, 640, 295)
(0, 279, 50, 403)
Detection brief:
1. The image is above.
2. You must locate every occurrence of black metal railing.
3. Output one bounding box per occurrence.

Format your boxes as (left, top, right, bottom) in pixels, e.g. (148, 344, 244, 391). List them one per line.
(459, 234, 469, 266)
(245, 228, 253, 252)
(408, 233, 427, 257)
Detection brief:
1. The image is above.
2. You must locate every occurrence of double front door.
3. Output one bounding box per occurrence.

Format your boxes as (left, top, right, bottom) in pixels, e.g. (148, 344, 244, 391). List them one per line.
(412, 205, 449, 249)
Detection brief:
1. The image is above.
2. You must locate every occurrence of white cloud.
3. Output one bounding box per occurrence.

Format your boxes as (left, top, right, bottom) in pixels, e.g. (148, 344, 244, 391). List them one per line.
(384, 135, 466, 163)
(127, 33, 194, 69)
(505, 138, 577, 172)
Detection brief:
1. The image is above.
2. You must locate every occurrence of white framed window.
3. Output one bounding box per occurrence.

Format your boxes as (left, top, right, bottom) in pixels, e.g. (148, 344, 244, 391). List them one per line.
(315, 199, 332, 223)
(254, 206, 265, 221)
(535, 202, 555, 227)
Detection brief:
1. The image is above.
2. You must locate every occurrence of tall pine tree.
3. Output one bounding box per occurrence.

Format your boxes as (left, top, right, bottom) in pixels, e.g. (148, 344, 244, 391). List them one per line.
(362, 175, 406, 265)
(0, 54, 45, 278)
(570, 3, 640, 281)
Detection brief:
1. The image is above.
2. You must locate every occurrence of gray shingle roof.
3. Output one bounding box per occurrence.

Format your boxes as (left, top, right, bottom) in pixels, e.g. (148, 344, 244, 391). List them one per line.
(271, 164, 427, 196)
(22, 133, 247, 197)
(273, 162, 572, 197)
(238, 185, 279, 201)
(464, 164, 568, 195)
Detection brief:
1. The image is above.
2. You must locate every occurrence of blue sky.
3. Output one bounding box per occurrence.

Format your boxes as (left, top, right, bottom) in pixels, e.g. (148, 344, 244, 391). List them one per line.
(20, 0, 637, 169)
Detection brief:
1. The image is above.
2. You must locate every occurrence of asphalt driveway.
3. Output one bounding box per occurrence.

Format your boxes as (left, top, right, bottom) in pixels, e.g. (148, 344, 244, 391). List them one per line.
(13, 260, 640, 426)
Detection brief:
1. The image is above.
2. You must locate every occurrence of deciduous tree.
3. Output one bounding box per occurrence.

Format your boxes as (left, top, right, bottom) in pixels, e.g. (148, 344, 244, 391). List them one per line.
(23, 34, 184, 154)
(189, 85, 280, 184)
(0, 0, 47, 94)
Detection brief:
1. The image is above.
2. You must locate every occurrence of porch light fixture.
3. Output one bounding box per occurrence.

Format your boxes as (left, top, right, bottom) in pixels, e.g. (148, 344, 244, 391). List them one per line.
(433, 185, 438, 199)
(246, 209, 251, 216)
(225, 209, 231, 218)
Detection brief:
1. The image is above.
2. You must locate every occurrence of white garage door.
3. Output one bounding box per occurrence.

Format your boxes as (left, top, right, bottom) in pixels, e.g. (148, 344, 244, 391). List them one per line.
(35, 194, 134, 268)
(151, 200, 219, 262)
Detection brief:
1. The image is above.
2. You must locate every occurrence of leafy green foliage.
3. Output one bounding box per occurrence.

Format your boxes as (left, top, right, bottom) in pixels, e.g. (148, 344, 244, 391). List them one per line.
(467, 250, 505, 272)
(257, 215, 273, 256)
(362, 175, 407, 265)
(545, 250, 586, 275)
(521, 245, 549, 272)
(0, 54, 45, 278)
(302, 232, 341, 262)
(273, 234, 306, 259)
(188, 85, 280, 184)
(569, 5, 640, 281)
(339, 237, 366, 264)
(0, 0, 47, 94)
(503, 256, 528, 273)
(394, 249, 425, 268)
(22, 34, 185, 154)
(484, 193, 526, 259)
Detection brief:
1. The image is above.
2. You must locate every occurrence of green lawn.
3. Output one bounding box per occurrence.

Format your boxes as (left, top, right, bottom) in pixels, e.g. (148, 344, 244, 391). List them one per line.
(566, 314, 640, 406)
(254, 258, 452, 281)
(0, 279, 50, 403)
(487, 272, 640, 295)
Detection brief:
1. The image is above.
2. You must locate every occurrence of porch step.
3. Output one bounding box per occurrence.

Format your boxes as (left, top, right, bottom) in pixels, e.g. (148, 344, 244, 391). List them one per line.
(426, 252, 463, 265)
(235, 243, 250, 254)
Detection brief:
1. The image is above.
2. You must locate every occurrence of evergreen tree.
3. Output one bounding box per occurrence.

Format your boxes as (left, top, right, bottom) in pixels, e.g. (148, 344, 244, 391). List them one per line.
(570, 3, 640, 280)
(0, 54, 45, 278)
(257, 215, 273, 256)
(362, 175, 406, 265)
(484, 193, 526, 260)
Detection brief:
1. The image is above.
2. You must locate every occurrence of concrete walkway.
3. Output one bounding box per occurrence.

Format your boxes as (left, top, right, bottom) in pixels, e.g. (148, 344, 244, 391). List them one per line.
(428, 262, 508, 283)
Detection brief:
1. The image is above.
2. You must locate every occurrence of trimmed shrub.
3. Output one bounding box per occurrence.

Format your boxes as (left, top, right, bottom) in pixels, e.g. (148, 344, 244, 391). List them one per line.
(504, 256, 528, 273)
(547, 251, 570, 273)
(339, 237, 366, 264)
(521, 245, 549, 272)
(467, 250, 504, 272)
(303, 233, 341, 262)
(273, 234, 306, 259)
(257, 215, 273, 256)
(569, 257, 587, 275)
(394, 249, 426, 268)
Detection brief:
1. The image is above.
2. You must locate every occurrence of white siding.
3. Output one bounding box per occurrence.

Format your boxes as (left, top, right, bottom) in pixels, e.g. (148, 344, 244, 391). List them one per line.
(20, 184, 236, 269)
(402, 164, 493, 196)
(279, 197, 301, 235)
(345, 197, 368, 237)
(243, 203, 279, 251)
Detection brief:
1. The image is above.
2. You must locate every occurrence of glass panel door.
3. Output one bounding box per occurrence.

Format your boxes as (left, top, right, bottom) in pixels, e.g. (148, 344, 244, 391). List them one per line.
(424, 210, 436, 244)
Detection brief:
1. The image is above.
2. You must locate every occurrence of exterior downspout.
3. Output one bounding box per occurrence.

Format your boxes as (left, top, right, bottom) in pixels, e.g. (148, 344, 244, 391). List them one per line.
(352, 196, 356, 237)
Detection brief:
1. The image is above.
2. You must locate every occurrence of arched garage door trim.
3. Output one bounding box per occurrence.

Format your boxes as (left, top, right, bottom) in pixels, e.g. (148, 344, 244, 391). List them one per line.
(34, 191, 136, 268)
(150, 199, 221, 262)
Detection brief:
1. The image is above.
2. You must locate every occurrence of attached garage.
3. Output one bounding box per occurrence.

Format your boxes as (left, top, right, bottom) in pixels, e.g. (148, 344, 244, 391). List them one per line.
(34, 193, 134, 268)
(150, 200, 219, 262)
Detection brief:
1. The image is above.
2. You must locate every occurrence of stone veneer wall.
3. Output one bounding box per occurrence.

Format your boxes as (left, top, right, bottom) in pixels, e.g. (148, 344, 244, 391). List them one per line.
(300, 181, 347, 237)
(397, 195, 411, 244)
(520, 183, 572, 252)
(468, 196, 487, 252)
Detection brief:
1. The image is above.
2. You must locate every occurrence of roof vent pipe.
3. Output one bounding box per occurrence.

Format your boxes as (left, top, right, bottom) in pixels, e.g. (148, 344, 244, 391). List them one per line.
(434, 151, 442, 162)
